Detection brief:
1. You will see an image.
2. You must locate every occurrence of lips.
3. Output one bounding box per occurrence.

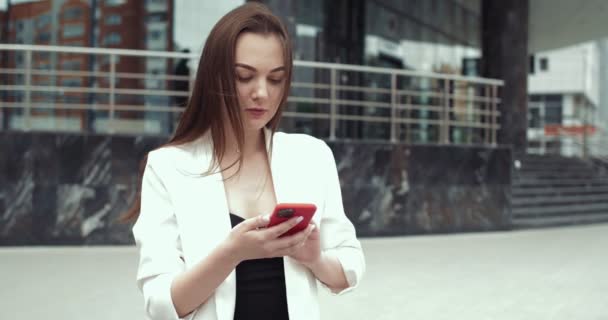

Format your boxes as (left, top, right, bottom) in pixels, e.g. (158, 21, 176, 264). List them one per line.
(245, 108, 267, 118)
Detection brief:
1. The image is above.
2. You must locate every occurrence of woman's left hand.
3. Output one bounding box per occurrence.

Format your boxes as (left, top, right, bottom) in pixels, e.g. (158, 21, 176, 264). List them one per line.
(288, 222, 321, 266)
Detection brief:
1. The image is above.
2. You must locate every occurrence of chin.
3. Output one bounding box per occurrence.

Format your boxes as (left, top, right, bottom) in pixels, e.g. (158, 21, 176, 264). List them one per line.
(245, 119, 271, 132)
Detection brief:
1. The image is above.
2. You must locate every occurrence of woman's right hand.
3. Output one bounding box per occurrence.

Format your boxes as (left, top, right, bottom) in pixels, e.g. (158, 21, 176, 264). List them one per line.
(223, 215, 315, 263)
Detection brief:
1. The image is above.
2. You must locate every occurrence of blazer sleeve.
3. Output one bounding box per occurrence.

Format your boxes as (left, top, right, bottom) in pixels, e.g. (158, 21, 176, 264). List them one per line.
(317, 141, 366, 295)
(132, 156, 194, 320)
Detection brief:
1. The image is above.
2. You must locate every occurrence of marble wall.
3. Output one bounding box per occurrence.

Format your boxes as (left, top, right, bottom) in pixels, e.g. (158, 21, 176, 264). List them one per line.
(0, 132, 511, 245)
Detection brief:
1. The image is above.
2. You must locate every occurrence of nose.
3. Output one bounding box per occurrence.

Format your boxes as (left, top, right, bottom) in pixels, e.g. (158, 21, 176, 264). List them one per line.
(252, 78, 269, 100)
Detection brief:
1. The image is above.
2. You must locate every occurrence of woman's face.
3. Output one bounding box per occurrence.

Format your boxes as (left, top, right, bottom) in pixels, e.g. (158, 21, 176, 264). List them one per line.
(234, 32, 285, 132)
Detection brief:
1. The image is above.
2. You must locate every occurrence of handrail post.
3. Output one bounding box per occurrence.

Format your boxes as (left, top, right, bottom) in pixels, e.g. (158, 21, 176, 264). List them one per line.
(491, 84, 498, 146)
(390, 73, 397, 143)
(108, 54, 116, 134)
(440, 78, 450, 144)
(540, 101, 546, 154)
(405, 95, 411, 144)
(24, 50, 32, 131)
(329, 68, 336, 141)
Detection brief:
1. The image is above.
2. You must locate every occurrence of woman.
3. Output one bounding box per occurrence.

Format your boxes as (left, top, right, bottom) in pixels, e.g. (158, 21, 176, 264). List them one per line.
(123, 3, 365, 320)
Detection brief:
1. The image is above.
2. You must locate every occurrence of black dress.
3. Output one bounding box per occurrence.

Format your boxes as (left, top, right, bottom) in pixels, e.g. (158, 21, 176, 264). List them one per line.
(229, 213, 290, 320)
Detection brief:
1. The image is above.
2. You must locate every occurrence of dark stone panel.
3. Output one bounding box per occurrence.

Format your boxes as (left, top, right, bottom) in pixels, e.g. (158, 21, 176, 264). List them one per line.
(111, 136, 140, 187)
(81, 135, 112, 187)
(0, 132, 513, 245)
(134, 135, 166, 162)
(104, 183, 138, 245)
(56, 135, 85, 184)
(48, 184, 115, 245)
(31, 184, 57, 244)
(408, 145, 511, 186)
(2, 133, 34, 186)
(0, 181, 35, 245)
(402, 186, 511, 233)
(345, 184, 511, 237)
(32, 133, 59, 185)
(329, 142, 395, 189)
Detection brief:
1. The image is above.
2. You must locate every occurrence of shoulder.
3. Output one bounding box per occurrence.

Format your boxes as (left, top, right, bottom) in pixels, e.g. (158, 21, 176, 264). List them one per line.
(274, 132, 332, 157)
(146, 137, 211, 173)
(273, 132, 335, 168)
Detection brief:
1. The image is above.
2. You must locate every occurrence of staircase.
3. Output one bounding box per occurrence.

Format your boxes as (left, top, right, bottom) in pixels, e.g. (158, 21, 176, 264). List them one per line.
(512, 154, 608, 228)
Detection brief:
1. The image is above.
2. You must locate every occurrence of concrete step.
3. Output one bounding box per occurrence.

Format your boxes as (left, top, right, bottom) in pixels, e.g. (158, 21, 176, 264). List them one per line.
(512, 203, 608, 216)
(512, 212, 608, 228)
(512, 194, 608, 207)
(514, 172, 604, 180)
(511, 186, 608, 197)
(519, 164, 592, 171)
(514, 178, 608, 188)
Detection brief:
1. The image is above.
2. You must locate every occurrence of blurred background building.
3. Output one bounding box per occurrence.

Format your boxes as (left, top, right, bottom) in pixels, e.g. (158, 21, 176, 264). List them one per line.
(1, 0, 608, 245)
(0, 0, 174, 133)
(0, 1, 606, 149)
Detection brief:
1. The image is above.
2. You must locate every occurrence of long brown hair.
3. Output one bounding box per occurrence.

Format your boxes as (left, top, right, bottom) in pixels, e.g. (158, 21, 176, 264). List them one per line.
(120, 2, 293, 223)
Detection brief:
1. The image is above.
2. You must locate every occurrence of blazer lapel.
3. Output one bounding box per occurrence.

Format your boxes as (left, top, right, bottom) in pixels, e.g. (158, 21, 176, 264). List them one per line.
(173, 128, 325, 320)
(176, 128, 282, 320)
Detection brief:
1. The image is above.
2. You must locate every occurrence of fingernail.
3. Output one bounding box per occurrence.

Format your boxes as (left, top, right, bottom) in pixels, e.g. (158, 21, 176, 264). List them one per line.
(310, 224, 316, 231)
(296, 216, 304, 223)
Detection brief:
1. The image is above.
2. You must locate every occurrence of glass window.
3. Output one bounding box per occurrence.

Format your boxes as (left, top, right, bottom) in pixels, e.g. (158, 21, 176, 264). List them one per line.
(528, 108, 541, 128)
(63, 96, 83, 103)
(545, 106, 563, 124)
(296, 0, 324, 28)
(61, 78, 82, 87)
(63, 24, 84, 38)
(104, 0, 125, 6)
(545, 94, 562, 104)
(145, 13, 167, 23)
(63, 7, 83, 20)
(62, 60, 82, 70)
(105, 14, 122, 25)
(36, 14, 51, 29)
(35, 51, 51, 60)
(148, 30, 163, 41)
(36, 32, 51, 43)
(540, 57, 549, 71)
(99, 55, 121, 65)
(102, 33, 121, 46)
(65, 41, 85, 47)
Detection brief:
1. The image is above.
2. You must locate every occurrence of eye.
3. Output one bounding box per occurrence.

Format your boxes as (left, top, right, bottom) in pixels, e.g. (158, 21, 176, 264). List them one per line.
(268, 78, 284, 85)
(236, 75, 253, 83)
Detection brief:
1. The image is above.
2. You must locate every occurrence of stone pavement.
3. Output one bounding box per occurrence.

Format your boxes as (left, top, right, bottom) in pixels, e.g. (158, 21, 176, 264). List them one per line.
(1, 223, 607, 320)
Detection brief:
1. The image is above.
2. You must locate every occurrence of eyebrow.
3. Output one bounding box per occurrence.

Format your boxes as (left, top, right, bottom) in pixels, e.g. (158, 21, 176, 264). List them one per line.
(235, 63, 285, 73)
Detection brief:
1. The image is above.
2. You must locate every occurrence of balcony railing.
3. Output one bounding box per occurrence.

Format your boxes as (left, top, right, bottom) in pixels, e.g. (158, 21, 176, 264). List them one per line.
(0, 44, 503, 145)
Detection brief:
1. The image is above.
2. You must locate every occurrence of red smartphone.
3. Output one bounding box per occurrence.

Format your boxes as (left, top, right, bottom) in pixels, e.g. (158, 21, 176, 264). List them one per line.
(267, 203, 317, 237)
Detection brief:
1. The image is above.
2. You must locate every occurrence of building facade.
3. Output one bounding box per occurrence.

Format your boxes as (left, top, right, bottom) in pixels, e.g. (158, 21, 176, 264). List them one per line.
(528, 42, 601, 156)
(1, 0, 174, 133)
(256, 0, 485, 143)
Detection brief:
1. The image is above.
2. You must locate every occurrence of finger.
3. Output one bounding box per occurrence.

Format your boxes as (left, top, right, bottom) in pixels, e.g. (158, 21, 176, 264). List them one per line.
(308, 223, 320, 239)
(239, 214, 269, 231)
(263, 216, 304, 239)
(269, 223, 314, 251)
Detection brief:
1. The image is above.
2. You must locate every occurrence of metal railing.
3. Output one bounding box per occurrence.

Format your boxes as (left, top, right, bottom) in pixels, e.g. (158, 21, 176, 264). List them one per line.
(0, 44, 503, 145)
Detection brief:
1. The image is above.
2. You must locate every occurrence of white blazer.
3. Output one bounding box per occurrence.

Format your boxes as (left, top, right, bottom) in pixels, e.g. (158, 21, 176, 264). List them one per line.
(132, 128, 365, 320)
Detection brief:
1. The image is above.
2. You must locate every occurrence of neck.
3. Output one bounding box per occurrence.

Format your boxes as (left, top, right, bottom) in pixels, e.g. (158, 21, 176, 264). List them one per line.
(223, 126, 266, 158)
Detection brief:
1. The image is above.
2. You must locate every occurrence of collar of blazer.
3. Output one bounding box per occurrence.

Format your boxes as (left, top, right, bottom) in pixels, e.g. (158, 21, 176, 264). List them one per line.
(170, 126, 275, 175)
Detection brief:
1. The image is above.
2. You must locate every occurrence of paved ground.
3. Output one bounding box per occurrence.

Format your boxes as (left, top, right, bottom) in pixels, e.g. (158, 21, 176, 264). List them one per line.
(1, 223, 607, 320)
